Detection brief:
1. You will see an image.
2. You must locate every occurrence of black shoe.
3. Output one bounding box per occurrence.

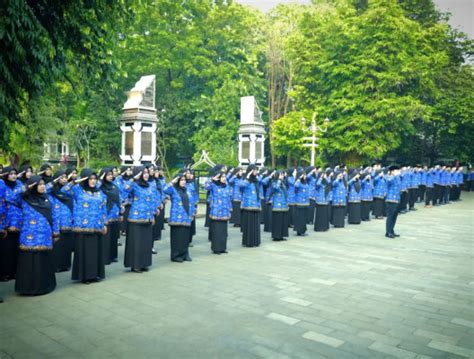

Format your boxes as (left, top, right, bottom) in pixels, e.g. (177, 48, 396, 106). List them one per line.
(184, 256, 192, 262)
(112, 258, 118, 263)
(132, 268, 142, 273)
(393, 233, 400, 237)
(152, 249, 157, 254)
(189, 243, 194, 247)
(118, 242, 123, 246)
(222, 250, 228, 254)
(172, 258, 183, 263)
(297, 233, 308, 237)
(385, 233, 395, 238)
(141, 267, 149, 272)
(0, 297, 3, 303)
(213, 251, 221, 255)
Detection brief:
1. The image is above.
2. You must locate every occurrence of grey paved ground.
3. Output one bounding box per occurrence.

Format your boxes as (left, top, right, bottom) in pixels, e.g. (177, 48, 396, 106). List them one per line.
(1, 193, 473, 359)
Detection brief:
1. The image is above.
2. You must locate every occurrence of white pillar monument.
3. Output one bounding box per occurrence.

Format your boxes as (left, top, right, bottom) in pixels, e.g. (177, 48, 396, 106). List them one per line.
(120, 75, 158, 166)
(238, 96, 265, 167)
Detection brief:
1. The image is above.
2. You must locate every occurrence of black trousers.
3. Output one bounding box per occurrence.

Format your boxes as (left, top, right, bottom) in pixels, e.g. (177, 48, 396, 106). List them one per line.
(408, 188, 417, 209)
(418, 185, 426, 202)
(425, 187, 433, 206)
(398, 191, 408, 212)
(385, 202, 399, 236)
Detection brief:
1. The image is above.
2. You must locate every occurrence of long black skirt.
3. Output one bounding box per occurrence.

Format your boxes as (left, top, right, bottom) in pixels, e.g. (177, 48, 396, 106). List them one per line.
(170, 225, 191, 261)
(205, 202, 210, 227)
(289, 205, 295, 226)
(294, 206, 308, 235)
(263, 202, 272, 232)
(271, 211, 289, 240)
(124, 222, 153, 269)
(361, 201, 372, 221)
(307, 199, 316, 224)
(15, 250, 56, 295)
(72, 233, 105, 281)
(260, 199, 265, 224)
(348, 202, 361, 224)
(189, 218, 196, 243)
(102, 226, 111, 265)
(53, 231, 74, 272)
(209, 220, 228, 253)
(0, 231, 19, 280)
(109, 222, 120, 262)
(120, 204, 131, 233)
(332, 206, 346, 228)
(241, 210, 261, 247)
(373, 198, 384, 218)
(152, 214, 162, 241)
(314, 204, 329, 232)
(231, 201, 241, 226)
(158, 204, 166, 230)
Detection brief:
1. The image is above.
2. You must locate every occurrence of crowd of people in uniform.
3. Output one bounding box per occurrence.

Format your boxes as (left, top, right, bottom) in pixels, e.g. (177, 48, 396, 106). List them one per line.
(0, 161, 472, 300)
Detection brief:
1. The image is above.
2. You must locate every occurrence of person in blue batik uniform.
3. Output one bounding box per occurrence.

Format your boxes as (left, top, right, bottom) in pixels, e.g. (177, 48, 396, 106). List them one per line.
(347, 170, 362, 225)
(152, 166, 167, 240)
(62, 168, 107, 284)
(116, 166, 133, 236)
(385, 165, 401, 239)
(237, 164, 262, 247)
(294, 168, 312, 236)
(360, 170, 373, 222)
(164, 171, 195, 262)
(186, 169, 199, 246)
(228, 167, 244, 227)
(122, 166, 157, 272)
(99, 167, 122, 265)
(269, 171, 290, 241)
(286, 168, 296, 228)
(0, 166, 23, 282)
(372, 169, 386, 219)
(314, 169, 332, 232)
(49, 170, 74, 272)
(205, 169, 232, 254)
(331, 171, 347, 228)
(398, 166, 409, 214)
(15, 176, 58, 295)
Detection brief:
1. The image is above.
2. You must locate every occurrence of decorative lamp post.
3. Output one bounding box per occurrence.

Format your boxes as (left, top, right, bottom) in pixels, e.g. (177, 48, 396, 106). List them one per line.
(238, 96, 265, 167)
(302, 113, 329, 166)
(120, 75, 158, 166)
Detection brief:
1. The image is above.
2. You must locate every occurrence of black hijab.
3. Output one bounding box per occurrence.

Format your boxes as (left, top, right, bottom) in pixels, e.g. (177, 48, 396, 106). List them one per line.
(3, 166, 18, 189)
(22, 176, 53, 225)
(65, 166, 77, 182)
(40, 163, 53, 184)
(100, 167, 121, 213)
(51, 170, 74, 212)
(174, 173, 190, 215)
(121, 166, 133, 181)
(246, 164, 260, 198)
(19, 164, 33, 184)
(133, 166, 149, 188)
(213, 173, 227, 188)
(351, 170, 361, 193)
(79, 168, 99, 193)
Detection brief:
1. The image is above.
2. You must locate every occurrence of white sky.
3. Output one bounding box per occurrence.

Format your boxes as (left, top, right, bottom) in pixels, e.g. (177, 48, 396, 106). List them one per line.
(236, 0, 473, 38)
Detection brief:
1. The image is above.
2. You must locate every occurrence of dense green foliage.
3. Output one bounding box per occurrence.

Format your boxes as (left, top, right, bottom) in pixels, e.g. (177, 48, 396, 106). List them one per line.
(0, 0, 472, 169)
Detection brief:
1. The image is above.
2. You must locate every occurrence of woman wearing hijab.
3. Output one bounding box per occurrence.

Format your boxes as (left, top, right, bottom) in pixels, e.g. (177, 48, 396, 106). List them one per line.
(99, 167, 122, 264)
(152, 167, 165, 245)
(39, 163, 53, 184)
(237, 165, 262, 247)
(269, 171, 289, 241)
(116, 166, 133, 236)
(286, 169, 296, 228)
(123, 167, 157, 272)
(62, 169, 107, 284)
(306, 167, 317, 225)
(15, 176, 58, 295)
(205, 171, 232, 254)
(228, 167, 243, 227)
(314, 169, 331, 232)
(347, 170, 362, 224)
(18, 164, 33, 184)
(65, 166, 78, 182)
(294, 168, 313, 236)
(0, 166, 23, 281)
(49, 170, 74, 272)
(360, 171, 373, 222)
(372, 169, 386, 219)
(164, 171, 195, 262)
(331, 171, 347, 228)
(261, 170, 274, 233)
(185, 169, 199, 247)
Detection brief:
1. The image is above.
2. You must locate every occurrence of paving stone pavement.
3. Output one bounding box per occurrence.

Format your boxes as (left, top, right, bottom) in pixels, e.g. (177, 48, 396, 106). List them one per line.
(1, 193, 473, 359)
